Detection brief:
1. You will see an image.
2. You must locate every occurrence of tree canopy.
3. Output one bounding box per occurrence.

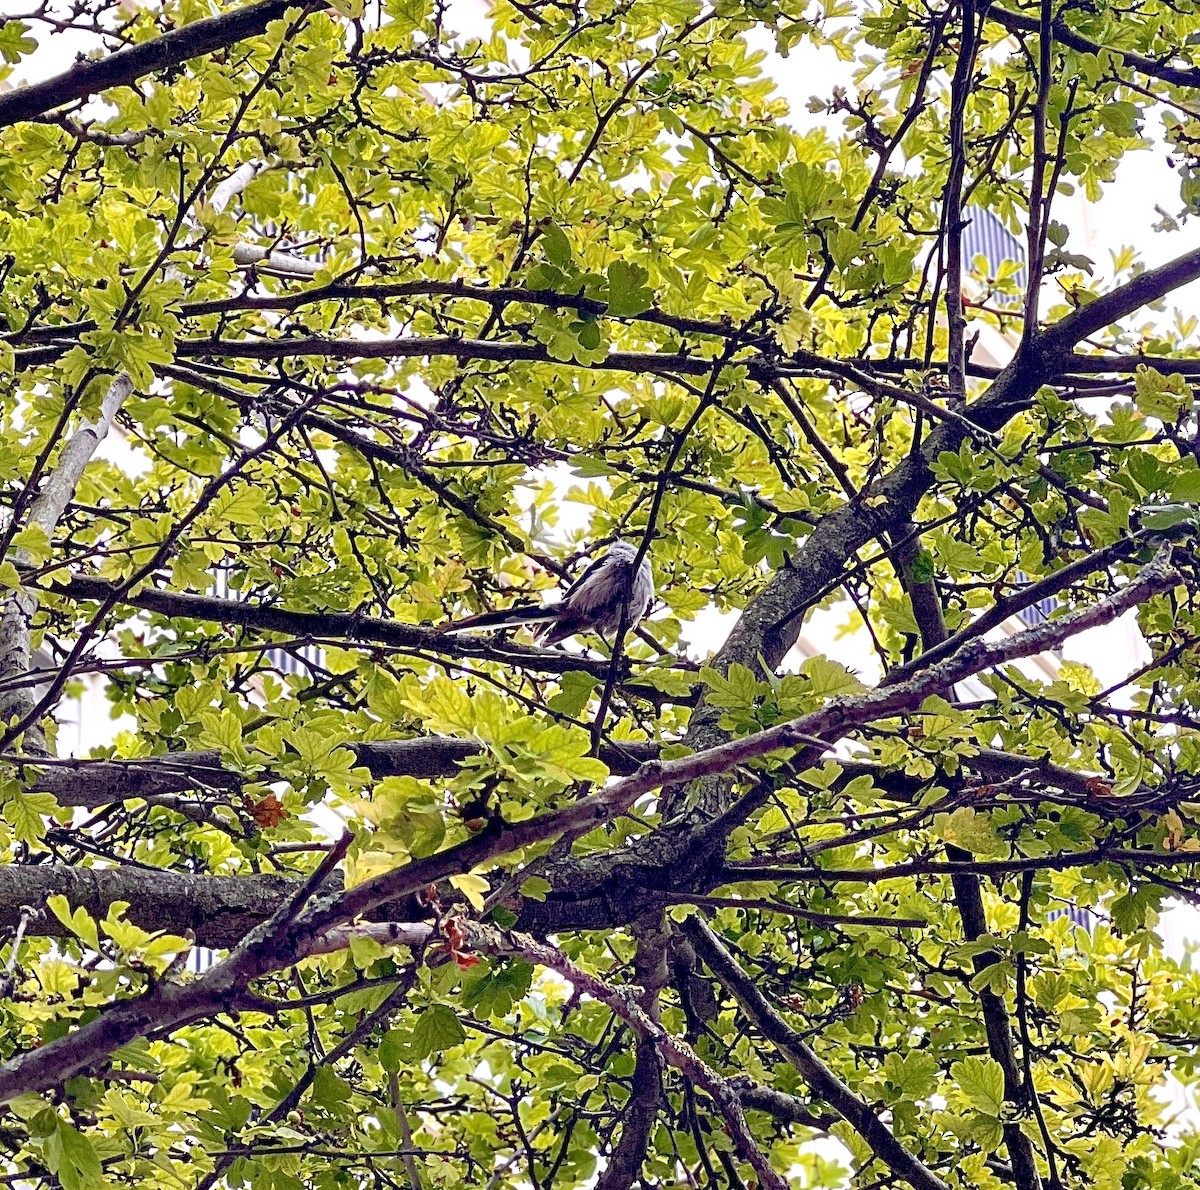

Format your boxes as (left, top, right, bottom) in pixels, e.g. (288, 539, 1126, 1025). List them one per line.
(5, 0, 1200, 1185)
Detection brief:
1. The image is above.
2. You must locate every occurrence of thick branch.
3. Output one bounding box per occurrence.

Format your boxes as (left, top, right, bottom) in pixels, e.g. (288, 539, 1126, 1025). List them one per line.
(6, 842, 1199, 950)
(662, 237, 1200, 825)
(0, 863, 309, 948)
(26, 737, 659, 807)
(987, 5, 1200, 89)
(467, 921, 788, 1190)
(895, 530, 1043, 1190)
(736, 1082, 837, 1132)
(1063, 353, 1200, 376)
(0, 0, 315, 128)
(953, 871, 1042, 1189)
(326, 545, 1179, 929)
(595, 924, 668, 1190)
(1042, 246, 1200, 350)
(1, 375, 133, 754)
(595, 1040, 662, 1190)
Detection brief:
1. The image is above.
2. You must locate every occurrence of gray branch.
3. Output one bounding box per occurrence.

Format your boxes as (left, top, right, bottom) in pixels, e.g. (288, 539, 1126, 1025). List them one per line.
(0, 375, 133, 754)
(49, 575, 635, 679)
(0, 864, 310, 949)
(27, 737, 660, 807)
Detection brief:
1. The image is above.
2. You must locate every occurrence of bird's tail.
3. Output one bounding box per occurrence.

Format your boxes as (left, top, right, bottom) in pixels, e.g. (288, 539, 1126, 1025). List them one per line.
(437, 603, 559, 635)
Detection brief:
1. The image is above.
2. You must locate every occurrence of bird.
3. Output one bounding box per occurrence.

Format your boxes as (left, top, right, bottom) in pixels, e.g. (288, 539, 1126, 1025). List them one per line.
(438, 540, 655, 645)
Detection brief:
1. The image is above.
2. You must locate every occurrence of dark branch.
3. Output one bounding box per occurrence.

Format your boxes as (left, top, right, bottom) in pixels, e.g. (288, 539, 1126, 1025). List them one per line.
(0, 0, 316, 129)
(987, 5, 1200, 89)
(686, 917, 950, 1190)
(26, 737, 660, 808)
(47, 575, 626, 678)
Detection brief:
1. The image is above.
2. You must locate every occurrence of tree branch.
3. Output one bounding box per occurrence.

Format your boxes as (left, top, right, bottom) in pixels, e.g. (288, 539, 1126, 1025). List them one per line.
(0, 374, 133, 754)
(0, 864, 321, 948)
(595, 924, 668, 1190)
(47, 575, 626, 678)
(325, 543, 1179, 929)
(466, 921, 788, 1190)
(894, 528, 1043, 1190)
(685, 917, 949, 1190)
(24, 737, 660, 808)
(1042, 245, 1200, 352)
(987, 5, 1200, 89)
(0, 0, 316, 128)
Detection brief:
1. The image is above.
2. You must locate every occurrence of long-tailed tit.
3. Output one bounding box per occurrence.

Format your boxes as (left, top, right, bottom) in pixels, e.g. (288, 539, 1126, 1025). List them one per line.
(439, 541, 654, 645)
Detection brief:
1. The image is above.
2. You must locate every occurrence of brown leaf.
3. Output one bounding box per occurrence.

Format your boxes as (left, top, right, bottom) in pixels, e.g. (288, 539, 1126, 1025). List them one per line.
(251, 794, 289, 829)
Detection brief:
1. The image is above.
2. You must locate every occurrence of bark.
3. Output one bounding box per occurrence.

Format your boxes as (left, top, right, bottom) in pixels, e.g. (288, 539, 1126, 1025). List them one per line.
(29, 737, 659, 807)
(895, 530, 1044, 1190)
(467, 921, 789, 1190)
(0, 1, 315, 128)
(321, 547, 1177, 931)
(595, 923, 668, 1190)
(51, 576, 626, 679)
(986, 5, 1200, 88)
(0, 864, 312, 948)
(0, 375, 133, 754)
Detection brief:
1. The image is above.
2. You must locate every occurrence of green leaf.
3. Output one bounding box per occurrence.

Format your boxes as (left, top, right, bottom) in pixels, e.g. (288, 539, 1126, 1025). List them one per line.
(407, 1005, 467, 1060)
(546, 670, 597, 717)
(211, 485, 271, 528)
(46, 896, 100, 951)
(951, 1056, 1006, 1118)
(461, 961, 534, 1019)
(701, 662, 762, 708)
(311, 1065, 354, 1111)
(1138, 503, 1198, 530)
(799, 655, 864, 699)
(605, 260, 654, 317)
(9, 522, 51, 564)
(0, 20, 37, 62)
(882, 1050, 938, 1098)
(934, 807, 1004, 856)
(379, 1028, 406, 1073)
(46, 1120, 103, 1190)
(969, 959, 1013, 995)
(1099, 101, 1139, 136)
(1169, 466, 1200, 502)
(2, 788, 58, 843)
(541, 224, 573, 269)
(520, 876, 552, 901)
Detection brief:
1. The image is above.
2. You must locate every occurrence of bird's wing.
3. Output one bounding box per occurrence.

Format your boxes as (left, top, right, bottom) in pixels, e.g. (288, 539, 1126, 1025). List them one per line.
(559, 551, 615, 602)
(566, 550, 636, 617)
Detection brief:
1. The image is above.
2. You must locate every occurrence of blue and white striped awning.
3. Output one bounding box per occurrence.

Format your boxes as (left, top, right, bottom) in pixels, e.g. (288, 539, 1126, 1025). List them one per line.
(962, 206, 1027, 307)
